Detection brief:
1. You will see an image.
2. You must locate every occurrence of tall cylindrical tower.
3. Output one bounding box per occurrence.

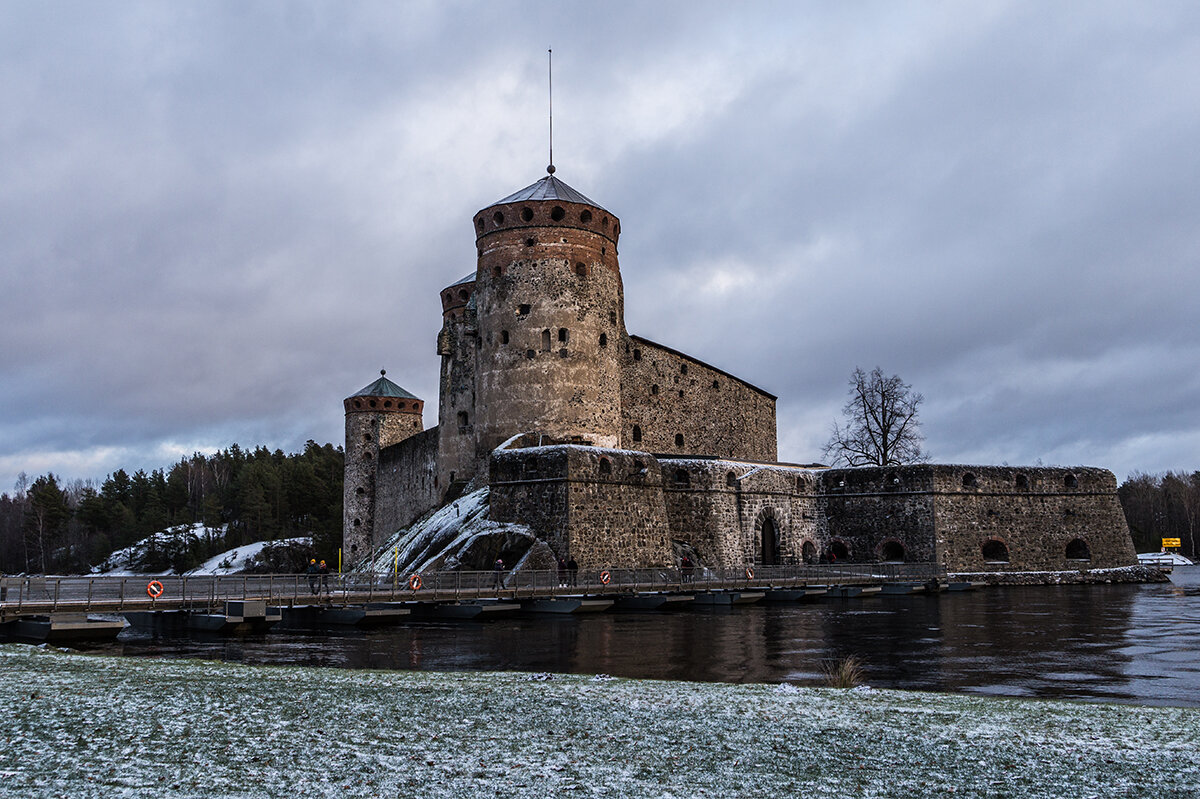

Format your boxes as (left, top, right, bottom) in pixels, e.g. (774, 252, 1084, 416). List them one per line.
(342, 371, 425, 559)
(471, 173, 627, 453)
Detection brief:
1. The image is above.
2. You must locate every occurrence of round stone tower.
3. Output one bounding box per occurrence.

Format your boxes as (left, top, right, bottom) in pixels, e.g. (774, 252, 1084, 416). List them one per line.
(343, 371, 425, 559)
(471, 172, 627, 453)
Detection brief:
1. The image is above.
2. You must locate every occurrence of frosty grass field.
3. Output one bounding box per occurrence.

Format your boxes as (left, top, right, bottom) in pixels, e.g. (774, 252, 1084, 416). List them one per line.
(3, 645, 1198, 798)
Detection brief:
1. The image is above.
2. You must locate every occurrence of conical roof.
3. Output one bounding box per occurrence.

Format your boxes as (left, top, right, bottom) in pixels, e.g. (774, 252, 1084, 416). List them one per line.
(349, 373, 420, 400)
(488, 175, 605, 210)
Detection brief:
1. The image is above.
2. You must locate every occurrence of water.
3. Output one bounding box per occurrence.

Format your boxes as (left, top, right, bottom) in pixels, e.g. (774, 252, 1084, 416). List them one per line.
(85, 567, 1200, 707)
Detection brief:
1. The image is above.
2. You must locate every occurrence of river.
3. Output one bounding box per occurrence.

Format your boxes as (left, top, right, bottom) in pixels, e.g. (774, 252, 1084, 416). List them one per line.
(83, 566, 1200, 707)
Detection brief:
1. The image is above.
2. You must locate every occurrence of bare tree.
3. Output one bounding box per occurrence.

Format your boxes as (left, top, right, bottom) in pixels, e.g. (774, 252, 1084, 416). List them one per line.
(824, 367, 928, 467)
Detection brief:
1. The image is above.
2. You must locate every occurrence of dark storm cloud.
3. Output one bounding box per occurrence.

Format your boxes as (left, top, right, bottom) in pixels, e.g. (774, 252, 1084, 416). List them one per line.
(2, 1, 1198, 489)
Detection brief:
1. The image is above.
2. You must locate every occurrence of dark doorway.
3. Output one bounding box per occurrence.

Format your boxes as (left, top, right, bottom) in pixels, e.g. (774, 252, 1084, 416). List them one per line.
(880, 541, 906, 563)
(761, 518, 779, 566)
(830, 540, 850, 562)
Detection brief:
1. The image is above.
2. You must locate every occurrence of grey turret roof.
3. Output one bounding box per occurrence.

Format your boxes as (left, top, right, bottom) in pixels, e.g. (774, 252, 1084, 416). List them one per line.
(349, 374, 420, 400)
(488, 175, 605, 210)
(448, 272, 476, 287)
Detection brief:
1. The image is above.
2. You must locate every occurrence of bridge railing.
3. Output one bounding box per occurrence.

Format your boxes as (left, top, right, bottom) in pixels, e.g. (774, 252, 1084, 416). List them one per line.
(1, 562, 945, 618)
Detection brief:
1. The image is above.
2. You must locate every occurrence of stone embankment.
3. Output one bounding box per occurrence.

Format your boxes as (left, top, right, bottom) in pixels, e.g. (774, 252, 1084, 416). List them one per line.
(951, 565, 1170, 586)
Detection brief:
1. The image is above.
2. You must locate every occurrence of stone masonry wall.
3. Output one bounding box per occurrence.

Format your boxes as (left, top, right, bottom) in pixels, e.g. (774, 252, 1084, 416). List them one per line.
(375, 427, 440, 551)
(928, 465, 1137, 572)
(473, 198, 627, 455)
(819, 466, 939, 565)
(620, 337, 777, 462)
(660, 459, 822, 567)
(489, 445, 672, 570)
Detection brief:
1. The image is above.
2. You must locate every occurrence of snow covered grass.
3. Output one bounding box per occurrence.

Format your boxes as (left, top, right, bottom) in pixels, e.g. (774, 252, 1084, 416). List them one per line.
(2, 646, 1198, 798)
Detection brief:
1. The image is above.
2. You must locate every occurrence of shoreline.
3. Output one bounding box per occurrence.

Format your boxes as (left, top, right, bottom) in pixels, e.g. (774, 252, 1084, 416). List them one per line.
(3, 645, 1198, 798)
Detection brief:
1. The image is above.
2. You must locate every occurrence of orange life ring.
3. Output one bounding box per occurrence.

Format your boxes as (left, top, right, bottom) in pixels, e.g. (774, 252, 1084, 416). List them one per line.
(599, 570, 611, 585)
(745, 567, 755, 580)
(408, 574, 423, 591)
(146, 580, 164, 599)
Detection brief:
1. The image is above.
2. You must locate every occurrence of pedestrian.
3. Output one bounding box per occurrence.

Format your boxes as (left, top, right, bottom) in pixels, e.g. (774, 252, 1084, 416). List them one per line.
(318, 559, 330, 593)
(557, 557, 567, 587)
(306, 559, 319, 595)
(566, 556, 579, 587)
(681, 555, 694, 583)
(493, 557, 504, 590)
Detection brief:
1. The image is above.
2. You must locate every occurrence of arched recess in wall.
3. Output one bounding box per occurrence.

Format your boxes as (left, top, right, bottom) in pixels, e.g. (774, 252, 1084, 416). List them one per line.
(829, 540, 850, 562)
(754, 507, 781, 566)
(879, 540, 906, 563)
(801, 540, 817, 564)
(981, 539, 1010, 563)
(1065, 538, 1091, 561)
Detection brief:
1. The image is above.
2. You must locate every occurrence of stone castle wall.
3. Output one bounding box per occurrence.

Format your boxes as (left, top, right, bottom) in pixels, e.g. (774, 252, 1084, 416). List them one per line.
(925, 465, 1136, 572)
(620, 337, 777, 462)
(820, 466, 940, 565)
(489, 444, 671, 569)
(374, 427, 440, 550)
(661, 460, 823, 566)
(818, 465, 1136, 572)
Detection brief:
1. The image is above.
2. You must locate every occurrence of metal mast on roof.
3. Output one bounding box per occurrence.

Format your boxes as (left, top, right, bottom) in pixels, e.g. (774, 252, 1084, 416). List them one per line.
(547, 49, 555, 175)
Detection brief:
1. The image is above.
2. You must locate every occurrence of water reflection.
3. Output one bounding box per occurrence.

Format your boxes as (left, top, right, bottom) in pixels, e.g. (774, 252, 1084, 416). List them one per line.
(87, 567, 1200, 707)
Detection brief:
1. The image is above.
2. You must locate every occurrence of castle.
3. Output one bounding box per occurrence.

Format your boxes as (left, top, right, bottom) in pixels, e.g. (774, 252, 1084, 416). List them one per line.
(343, 170, 1137, 575)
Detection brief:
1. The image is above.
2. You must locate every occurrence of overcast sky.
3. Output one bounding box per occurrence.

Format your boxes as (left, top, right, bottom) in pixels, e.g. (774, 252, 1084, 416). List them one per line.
(3, 1, 1198, 492)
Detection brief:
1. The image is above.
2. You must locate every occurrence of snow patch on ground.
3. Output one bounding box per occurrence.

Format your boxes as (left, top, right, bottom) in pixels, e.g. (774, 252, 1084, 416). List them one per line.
(2, 646, 1198, 798)
(91, 523, 224, 576)
(184, 537, 312, 576)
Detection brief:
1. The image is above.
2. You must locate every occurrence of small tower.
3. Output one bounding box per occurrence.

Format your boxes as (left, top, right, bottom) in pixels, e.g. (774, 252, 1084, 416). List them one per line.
(343, 371, 424, 561)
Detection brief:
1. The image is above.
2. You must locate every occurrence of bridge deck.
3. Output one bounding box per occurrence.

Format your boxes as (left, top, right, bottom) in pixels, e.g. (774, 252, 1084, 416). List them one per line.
(0, 564, 943, 621)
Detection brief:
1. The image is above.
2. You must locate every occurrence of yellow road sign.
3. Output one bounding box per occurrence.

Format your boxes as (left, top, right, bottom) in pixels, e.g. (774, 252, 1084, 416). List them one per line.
(1162, 538, 1182, 548)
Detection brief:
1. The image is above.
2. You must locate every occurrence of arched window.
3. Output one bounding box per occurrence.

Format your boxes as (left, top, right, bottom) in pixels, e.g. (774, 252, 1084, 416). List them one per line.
(680, 363, 688, 375)
(675, 433, 684, 447)
(542, 329, 551, 351)
(599, 333, 608, 348)
(981, 539, 1010, 563)
(726, 471, 738, 488)
(501, 330, 510, 344)
(962, 473, 977, 488)
(599, 457, 612, 476)
(1015, 473, 1029, 489)
(830, 541, 850, 562)
(1064, 473, 1078, 489)
(633, 349, 642, 361)
(1065, 538, 1091, 561)
(651, 384, 659, 395)
(632, 425, 642, 442)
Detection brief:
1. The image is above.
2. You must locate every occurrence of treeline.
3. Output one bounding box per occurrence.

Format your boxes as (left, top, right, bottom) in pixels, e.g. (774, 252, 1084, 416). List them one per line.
(1118, 471, 1199, 557)
(0, 441, 343, 575)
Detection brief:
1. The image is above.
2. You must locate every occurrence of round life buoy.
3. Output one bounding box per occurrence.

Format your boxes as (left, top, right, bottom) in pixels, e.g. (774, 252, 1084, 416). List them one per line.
(745, 567, 755, 580)
(408, 574, 422, 591)
(146, 580, 164, 598)
(599, 570, 611, 585)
